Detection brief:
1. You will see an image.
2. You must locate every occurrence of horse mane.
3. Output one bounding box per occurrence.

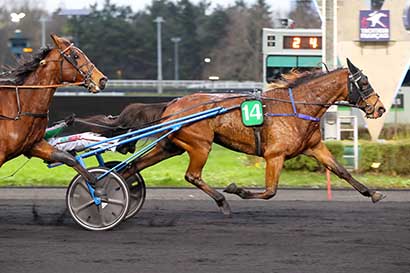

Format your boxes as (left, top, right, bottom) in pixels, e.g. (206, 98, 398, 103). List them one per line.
(267, 68, 343, 90)
(0, 47, 52, 85)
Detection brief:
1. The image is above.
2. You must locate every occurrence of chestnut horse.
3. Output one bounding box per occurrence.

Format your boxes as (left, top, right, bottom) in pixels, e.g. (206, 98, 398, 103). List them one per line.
(74, 60, 386, 215)
(0, 34, 107, 191)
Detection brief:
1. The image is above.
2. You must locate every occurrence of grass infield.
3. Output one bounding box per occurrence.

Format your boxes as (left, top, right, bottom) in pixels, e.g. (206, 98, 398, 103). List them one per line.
(0, 145, 409, 189)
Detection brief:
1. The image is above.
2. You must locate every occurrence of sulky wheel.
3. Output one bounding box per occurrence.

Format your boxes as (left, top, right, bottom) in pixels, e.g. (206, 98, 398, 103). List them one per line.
(124, 173, 146, 220)
(66, 167, 130, 231)
(104, 161, 146, 220)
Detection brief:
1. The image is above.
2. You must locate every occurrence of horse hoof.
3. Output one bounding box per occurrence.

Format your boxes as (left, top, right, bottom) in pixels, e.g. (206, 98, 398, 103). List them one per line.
(219, 202, 232, 218)
(223, 183, 238, 194)
(371, 191, 386, 203)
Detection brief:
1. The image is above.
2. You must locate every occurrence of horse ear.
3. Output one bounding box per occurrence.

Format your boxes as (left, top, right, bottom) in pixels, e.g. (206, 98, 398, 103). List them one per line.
(50, 33, 71, 49)
(346, 58, 359, 73)
(50, 33, 61, 47)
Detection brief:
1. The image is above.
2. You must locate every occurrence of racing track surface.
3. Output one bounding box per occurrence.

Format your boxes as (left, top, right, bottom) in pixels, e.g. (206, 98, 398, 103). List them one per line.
(0, 188, 409, 273)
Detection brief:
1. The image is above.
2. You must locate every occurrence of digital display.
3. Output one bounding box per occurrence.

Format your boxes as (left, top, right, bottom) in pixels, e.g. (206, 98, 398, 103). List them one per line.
(283, 36, 322, 49)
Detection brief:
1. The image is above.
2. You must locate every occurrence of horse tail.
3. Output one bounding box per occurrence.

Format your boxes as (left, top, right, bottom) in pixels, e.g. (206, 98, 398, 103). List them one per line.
(114, 101, 171, 154)
(115, 101, 170, 131)
(74, 101, 170, 154)
(73, 101, 169, 138)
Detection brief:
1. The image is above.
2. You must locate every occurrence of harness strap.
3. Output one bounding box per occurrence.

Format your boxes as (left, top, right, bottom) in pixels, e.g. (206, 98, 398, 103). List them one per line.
(0, 112, 48, 120)
(0, 86, 50, 120)
(0, 81, 84, 120)
(265, 88, 320, 122)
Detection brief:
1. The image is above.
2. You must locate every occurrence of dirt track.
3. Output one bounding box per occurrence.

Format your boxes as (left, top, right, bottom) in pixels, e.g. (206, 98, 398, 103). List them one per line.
(0, 190, 409, 273)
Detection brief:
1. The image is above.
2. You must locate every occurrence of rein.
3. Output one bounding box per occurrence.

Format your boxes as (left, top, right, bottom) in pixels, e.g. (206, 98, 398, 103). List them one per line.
(70, 95, 249, 131)
(73, 117, 121, 130)
(147, 95, 249, 126)
(146, 87, 365, 125)
(71, 90, 339, 132)
(0, 81, 85, 89)
(68, 67, 371, 131)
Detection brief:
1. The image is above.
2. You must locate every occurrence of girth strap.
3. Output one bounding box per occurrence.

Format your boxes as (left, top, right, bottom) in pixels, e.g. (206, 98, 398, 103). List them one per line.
(0, 110, 49, 120)
(253, 126, 262, 156)
(0, 86, 49, 120)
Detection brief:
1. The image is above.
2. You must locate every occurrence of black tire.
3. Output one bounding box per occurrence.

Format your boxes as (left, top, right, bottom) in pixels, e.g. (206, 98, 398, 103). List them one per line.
(104, 161, 146, 219)
(66, 167, 129, 231)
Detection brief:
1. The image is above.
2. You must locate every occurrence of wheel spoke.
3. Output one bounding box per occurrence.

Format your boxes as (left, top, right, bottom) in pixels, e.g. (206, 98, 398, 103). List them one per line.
(77, 181, 89, 193)
(97, 205, 106, 226)
(129, 193, 141, 199)
(106, 198, 126, 207)
(72, 200, 95, 214)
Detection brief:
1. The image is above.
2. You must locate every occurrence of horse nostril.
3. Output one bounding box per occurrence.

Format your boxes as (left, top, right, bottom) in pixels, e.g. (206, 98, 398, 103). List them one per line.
(378, 107, 386, 116)
(99, 77, 108, 89)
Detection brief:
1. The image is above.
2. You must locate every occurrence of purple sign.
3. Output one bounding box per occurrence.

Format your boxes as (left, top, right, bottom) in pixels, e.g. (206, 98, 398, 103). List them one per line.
(403, 3, 410, 30)
(359, 10, 390, 41)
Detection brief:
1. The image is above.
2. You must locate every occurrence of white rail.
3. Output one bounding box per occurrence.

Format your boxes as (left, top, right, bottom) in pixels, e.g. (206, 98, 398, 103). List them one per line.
(106, 80, 263, 90)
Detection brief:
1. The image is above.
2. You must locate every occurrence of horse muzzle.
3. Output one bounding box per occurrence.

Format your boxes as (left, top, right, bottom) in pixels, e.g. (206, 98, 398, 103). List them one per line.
(86, 82, 100, 93)
(366, 105, 385, 119)
(99, 76, 108, 90)
(86, 76, 108, 93)
(375, 106, 386, 118)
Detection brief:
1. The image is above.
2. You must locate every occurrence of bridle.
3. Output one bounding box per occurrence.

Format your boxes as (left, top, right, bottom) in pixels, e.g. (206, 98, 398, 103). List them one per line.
(58, 43, 97, 91)
(347, 69, 380, 116)
(0, 43, 97, 120)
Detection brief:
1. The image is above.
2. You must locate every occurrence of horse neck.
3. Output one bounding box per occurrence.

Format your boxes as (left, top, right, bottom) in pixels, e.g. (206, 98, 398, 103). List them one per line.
(292, 69, 349, 118)
(20, 61, 61, 112)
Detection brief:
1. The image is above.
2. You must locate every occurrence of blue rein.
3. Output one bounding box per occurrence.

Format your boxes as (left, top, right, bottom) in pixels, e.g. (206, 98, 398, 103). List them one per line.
(265, 88, 320, 122)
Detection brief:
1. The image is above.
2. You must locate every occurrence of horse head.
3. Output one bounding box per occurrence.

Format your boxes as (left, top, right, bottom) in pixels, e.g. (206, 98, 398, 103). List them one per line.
(49, 34, 108, 93)
(346, 58, 385, 119)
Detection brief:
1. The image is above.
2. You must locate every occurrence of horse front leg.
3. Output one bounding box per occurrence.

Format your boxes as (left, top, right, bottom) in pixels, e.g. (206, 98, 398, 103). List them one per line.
(26, 140, 103, 196)
(305, 141, 385, 203)
(224, 155, 285, 200)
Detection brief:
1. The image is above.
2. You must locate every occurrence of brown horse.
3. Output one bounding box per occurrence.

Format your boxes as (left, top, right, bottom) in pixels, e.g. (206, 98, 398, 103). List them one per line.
(0, 34, 107, 191)
(75, 60, 386, 215)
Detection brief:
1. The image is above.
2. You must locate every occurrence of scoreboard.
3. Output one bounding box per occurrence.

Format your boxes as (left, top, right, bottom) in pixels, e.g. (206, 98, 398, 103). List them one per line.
(282, 36, 322, 50)
(262, 28, 322, 85)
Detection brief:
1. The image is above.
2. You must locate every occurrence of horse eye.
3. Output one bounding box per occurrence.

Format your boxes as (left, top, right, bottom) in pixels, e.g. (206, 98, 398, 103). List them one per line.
(74, 54, 80, 59)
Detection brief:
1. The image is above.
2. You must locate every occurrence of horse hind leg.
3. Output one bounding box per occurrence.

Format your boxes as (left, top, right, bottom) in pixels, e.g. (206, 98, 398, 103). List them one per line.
(224, 155, 285, 200)
(124, 137, 231, 216)
(185, 172, 232, 217)
(179, 142, 231, 216)
(121, 140, 184, 179)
